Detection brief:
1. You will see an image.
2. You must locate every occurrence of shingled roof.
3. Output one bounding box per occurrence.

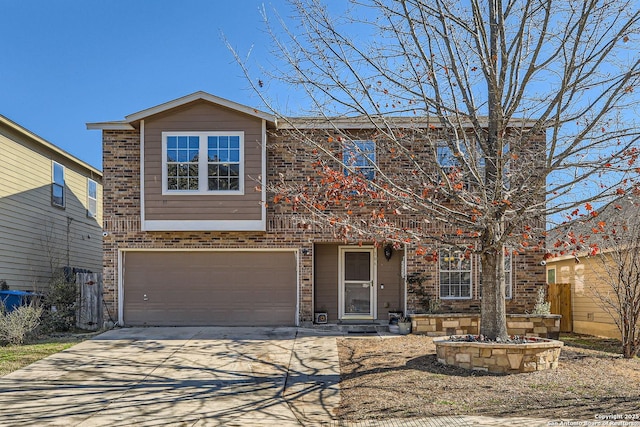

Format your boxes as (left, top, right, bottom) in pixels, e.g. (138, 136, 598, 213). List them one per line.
(548, 192, 640, 259)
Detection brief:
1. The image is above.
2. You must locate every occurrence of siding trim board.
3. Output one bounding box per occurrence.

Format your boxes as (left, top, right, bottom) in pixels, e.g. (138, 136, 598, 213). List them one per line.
(86, 121, 134, 130)
(140, 120, 146, 230)
(402, 246, 408, 315)
(295, 249, 301, 327)
(118, 249, 124, 325)
(142, 219, 266, 231)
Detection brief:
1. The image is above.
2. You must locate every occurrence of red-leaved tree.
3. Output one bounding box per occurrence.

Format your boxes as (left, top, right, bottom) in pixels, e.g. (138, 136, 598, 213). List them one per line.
(229, 0, 640, 340)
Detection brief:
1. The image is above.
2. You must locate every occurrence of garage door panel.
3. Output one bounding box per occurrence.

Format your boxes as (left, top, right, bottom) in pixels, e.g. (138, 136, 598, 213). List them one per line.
(123, 251, 297, 326)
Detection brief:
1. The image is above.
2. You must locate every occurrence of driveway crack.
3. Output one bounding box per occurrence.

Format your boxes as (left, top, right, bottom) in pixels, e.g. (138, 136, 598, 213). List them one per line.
(282, 328, 306, 426)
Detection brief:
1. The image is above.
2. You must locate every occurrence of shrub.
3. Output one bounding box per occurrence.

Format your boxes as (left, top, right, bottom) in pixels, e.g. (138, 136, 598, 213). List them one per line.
(532, 287, 551, 315)
(0, 304, 43, 345)
(40, 273, 78, 333)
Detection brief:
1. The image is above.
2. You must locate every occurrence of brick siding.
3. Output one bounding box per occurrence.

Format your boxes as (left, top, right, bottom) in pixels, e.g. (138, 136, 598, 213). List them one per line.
(102, 127, 545, 324)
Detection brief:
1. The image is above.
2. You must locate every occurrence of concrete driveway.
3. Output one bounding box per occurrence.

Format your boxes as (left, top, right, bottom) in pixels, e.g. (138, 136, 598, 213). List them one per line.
(0, 327, 340, 426)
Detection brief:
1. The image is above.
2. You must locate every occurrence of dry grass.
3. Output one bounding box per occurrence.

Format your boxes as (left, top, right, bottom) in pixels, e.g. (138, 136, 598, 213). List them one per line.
(337, 333, 640, 421)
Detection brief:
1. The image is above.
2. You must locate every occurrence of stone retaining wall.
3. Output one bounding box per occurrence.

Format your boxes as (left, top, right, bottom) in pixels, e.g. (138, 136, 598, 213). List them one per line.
(435, 338, 564, 373)
(411, 313, 561, 338)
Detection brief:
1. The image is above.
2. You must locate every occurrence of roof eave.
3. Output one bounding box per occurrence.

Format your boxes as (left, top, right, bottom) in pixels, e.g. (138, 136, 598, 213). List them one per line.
(277, 116, 539, 130)
(86, 121, 135, 130)
(1, 114, 102, 177)
(124, 91, 276, 125)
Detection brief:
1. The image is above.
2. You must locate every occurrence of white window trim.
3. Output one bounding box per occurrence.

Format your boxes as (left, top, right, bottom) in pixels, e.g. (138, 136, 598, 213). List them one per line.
(439, 248, 473, 300)
(161, 131, 245, 195)
(87, 178, 98, 218)
(52, 161, 65, 208)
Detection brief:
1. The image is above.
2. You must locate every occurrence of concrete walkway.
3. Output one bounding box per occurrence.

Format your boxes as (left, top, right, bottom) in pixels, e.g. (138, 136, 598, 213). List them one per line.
(0, 327, 339, 426)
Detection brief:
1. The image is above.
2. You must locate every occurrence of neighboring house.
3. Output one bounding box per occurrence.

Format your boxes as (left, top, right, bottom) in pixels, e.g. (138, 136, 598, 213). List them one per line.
(0, 114, 103, 291)
(546, 195, 640, 339)
(88, 91, 545, 327)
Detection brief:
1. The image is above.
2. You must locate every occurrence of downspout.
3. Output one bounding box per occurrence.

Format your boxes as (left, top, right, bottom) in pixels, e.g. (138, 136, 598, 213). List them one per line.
(66, 216, 73, 271)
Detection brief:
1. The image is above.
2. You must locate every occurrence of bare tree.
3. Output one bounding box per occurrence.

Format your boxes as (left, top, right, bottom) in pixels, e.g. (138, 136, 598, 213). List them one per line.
(588, 196, 640, 358)
(229, 0, 640, 340)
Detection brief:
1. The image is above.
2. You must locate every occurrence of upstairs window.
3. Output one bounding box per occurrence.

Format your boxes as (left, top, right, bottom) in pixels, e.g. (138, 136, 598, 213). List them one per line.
(166, 135, 199, 191)
(87, 179, 98, 218)
(52, 161, 65, 208)
(437, 144, 459, 173)
(439, 248, 472, 299)
(436, 142, 485, 188)
(344, 140, 376, 180)
(207, 135, 241, 191)
(163, 132, 244, 194)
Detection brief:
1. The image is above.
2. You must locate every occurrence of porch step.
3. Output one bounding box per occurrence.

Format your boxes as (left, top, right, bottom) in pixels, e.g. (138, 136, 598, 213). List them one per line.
(310, 323, 390, 334)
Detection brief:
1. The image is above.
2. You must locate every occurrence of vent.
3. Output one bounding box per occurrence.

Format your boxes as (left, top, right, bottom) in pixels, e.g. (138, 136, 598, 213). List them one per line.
(314, 312, 328, 324)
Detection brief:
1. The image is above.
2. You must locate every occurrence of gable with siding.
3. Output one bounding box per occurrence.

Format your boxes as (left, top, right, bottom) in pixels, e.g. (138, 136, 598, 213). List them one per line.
(89, 92, 274, 232)
(143, 100, 263, 223)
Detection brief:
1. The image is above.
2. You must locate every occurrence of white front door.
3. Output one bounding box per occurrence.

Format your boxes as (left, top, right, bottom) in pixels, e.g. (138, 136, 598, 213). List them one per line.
(339, 246, 376, 320)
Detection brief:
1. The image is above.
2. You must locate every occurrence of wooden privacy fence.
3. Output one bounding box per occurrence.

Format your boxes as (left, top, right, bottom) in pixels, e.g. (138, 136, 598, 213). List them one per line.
(548, 282, 572, 333)
(76, 272, 103, 331)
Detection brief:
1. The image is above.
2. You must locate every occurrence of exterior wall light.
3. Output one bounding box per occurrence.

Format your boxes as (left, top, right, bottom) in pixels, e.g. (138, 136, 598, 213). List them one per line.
(384, 244, 393, 261)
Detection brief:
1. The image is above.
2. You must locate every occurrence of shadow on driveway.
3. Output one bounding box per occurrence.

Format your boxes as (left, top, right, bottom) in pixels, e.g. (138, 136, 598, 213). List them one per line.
(0, 327, 340, 426)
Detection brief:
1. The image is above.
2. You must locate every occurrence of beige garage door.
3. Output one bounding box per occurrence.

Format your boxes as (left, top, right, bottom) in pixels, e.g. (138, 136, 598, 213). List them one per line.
(123, 251, 297, 326)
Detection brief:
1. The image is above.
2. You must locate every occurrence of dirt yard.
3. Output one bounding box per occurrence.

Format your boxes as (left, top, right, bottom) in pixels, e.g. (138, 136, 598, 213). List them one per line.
(337, 334, 640, 421)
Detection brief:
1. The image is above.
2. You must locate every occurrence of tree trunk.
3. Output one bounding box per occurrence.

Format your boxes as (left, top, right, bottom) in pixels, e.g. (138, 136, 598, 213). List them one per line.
(478, 0, 509, 342)
(480, 249, 509, 340)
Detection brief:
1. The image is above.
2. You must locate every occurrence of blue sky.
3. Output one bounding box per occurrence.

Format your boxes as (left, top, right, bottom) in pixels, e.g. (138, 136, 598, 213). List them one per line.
(1, 1, 283, 169)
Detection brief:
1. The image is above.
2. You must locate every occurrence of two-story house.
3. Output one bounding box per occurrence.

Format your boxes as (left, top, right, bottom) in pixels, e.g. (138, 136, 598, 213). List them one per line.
(0, 114, 102, 291)
(89, 92, 545, 327)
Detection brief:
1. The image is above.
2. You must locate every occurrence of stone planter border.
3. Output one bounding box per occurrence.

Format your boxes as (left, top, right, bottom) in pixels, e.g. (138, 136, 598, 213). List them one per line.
(435, 336, 564, 374)
(410, 313, 561, 339)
